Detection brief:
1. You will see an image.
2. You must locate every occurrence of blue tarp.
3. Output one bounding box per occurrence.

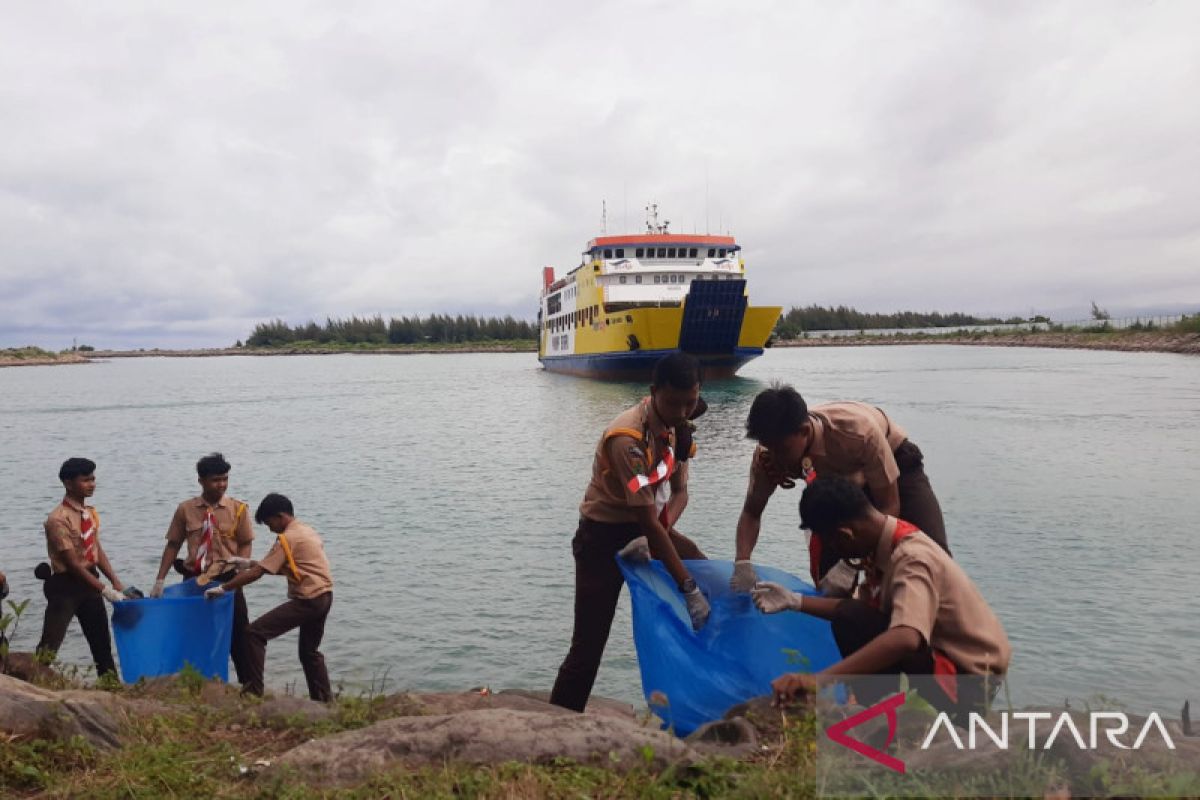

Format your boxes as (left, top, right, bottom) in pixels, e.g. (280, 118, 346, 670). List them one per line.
(111, 578, 234, 684)
(618, 557, 842, 736)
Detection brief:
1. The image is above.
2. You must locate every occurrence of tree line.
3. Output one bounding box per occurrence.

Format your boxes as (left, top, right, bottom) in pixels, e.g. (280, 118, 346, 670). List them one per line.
(245, 314, 537, 347)
(773, 305, 1027, 338)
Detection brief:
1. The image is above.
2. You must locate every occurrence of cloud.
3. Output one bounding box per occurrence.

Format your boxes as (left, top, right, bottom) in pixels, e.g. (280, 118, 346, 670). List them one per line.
(2, 0, 1198, 348)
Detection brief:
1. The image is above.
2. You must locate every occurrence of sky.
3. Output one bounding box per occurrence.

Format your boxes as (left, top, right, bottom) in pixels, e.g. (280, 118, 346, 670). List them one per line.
(2, 0, 1198, 349)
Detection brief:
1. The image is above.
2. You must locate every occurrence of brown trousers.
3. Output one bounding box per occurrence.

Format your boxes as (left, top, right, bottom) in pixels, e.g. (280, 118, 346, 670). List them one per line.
(35, 569, 117, 678)
(550, 517, 704, 713)
(242, 592, 332, 702)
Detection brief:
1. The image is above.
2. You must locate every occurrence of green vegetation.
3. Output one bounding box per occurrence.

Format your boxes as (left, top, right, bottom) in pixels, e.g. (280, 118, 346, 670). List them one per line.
(1, 346, 60, 360)
(774, 305, 1020, 337)
(246, 314, 537, 348)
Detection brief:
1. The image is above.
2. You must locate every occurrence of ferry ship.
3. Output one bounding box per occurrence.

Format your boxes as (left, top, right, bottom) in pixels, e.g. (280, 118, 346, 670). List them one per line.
(537, 206, 781, 379)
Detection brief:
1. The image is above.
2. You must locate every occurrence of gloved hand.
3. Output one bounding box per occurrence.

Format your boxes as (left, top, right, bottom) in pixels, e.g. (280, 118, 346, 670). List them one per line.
(225, 557, 254, 572)
(616, 536, 650, 564)
(817, 560, 859, 598)
(101, 586, 125, 603)
(683, 584, 710, 631)
(204, 585, 226, 600)
(149, 579, 165, 599)
(751, 581, 806, 614)
(729, 560, 758, 593)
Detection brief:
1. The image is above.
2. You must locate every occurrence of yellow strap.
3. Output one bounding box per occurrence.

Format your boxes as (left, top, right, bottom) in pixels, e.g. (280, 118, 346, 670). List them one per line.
(277, 533, 304, 581)
(220, 502, 247, 540)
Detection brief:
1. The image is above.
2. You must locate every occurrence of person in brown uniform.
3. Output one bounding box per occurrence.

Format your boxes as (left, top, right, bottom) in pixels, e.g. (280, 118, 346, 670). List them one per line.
(730, 384, 949, 596)
(205, 493, 333, 702)
(549, 352, 710, 713)
(756, 476, 1009, 720)
(34, 457, 127, 677)
(149, 453, 255, 684)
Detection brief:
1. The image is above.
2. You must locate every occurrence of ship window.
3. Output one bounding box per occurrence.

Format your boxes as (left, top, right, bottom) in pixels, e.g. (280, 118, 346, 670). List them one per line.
(719, 249, 727, 257)
(604, 249, 613, 259)
(707, 248, 715, 258)
(653, 275, 660, 284)
(626, 315, 633, 323)
(636, 248, 644, 258)
(634, 275, 642, 284)
(667, 247, 676, 258)
(616, 248, 624, 257)
(619, 275, 626, 284)
(669, 275, 677, 284)
(689, 248, 697, 258)
(656, 247, 666, 258)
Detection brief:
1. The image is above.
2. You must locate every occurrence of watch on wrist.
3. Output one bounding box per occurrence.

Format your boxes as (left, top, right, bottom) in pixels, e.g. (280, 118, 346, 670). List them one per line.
(680, 577, 697, 594)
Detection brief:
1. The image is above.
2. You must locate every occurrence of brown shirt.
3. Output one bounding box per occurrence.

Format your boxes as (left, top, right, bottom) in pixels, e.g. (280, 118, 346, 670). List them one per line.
(258, 520, 334, 600)
(165, 495, 254, 565)
(877, 516, 1011, 676)
(579, 398, 688, 524)
(44, 496, 100, 573)
(749, 401, 908, 500)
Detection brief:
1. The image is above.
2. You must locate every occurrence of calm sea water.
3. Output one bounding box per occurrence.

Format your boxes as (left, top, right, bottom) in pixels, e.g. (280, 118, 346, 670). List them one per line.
(1, 346, 1197, 713)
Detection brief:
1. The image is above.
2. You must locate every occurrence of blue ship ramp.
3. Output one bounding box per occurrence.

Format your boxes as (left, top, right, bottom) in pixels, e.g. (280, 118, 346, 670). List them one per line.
(678, 279, 748, 355)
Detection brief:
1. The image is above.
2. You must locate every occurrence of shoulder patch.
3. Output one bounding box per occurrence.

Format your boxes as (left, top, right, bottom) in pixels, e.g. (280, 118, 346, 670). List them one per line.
(627, 445, 648, 474)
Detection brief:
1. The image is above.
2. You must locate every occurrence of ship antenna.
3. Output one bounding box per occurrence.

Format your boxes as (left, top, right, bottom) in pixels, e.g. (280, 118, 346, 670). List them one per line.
(601, 200, 607, 234)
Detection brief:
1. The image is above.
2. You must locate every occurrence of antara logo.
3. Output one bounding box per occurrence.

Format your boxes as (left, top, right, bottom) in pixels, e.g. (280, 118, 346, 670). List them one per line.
(825, 693, 1177, 775)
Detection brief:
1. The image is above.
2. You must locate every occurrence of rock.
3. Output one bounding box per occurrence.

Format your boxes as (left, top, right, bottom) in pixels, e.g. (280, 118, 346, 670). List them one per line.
(0, 673, 128, 748)
(1, 650, 62, 684)
(685, 717, 759, 758)
(373, 689, 637, 722)
(273, 708, 699, 784)
(240, 694, 334, 726)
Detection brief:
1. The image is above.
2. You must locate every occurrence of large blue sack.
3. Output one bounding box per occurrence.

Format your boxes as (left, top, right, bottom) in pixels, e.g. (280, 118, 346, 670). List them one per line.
(111, 578, 234, 684)
(618, 557, 842, 736)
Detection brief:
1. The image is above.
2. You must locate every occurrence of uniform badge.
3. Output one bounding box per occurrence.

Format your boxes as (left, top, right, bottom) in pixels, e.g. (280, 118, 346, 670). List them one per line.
(627, 445, 647, 475)
(800, 457, 817, 485)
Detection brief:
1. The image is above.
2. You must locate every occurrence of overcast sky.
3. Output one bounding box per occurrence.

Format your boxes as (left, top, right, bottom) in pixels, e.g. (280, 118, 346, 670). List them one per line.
(2, 1, 1198, 349)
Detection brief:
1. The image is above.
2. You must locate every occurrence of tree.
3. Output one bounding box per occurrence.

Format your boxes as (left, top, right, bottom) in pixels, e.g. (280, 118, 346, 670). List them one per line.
(1090, 301, 1110, 321)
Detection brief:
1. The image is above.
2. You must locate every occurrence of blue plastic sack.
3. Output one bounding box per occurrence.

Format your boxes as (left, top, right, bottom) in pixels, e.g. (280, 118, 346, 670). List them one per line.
(618, 558, 842, 736)
(111, 578, 234, 683)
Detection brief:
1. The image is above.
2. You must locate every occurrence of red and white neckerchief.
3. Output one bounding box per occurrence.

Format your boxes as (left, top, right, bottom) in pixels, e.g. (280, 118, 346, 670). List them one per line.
(193, 507, 217, 572)
(626, 435, 676, 494)
(71, 501, 98, 565)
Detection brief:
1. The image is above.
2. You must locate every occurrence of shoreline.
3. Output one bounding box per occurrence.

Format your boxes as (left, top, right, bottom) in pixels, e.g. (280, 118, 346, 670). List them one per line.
(4, 330, 1198, 368)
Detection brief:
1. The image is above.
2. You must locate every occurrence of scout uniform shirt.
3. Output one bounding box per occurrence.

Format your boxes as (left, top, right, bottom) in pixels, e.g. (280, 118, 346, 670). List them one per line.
(165, 495, 254, 570)
(748, 401, 907, 500)
(876, 516, 1011, 676)
(44, 496, 101, 574)
(579, 397, 689, 524)
(258, 520, 334, 600)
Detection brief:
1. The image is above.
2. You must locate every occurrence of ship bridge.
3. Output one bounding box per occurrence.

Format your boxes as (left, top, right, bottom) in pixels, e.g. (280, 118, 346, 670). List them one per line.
(577, 233, 745, 311)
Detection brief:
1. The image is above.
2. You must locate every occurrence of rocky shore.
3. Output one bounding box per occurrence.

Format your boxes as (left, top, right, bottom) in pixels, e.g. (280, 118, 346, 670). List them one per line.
(3, 657, 1197, 798)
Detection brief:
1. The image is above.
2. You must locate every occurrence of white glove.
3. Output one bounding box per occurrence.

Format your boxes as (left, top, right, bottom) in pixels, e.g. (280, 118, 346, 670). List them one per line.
(617, 536, 650, 564)
(751, 581, 806, 614)
(683, 584, 710, 631)
(818, 560, 859, 598)
(101, 586, 125, 603)
(225, 557, 254, 572)
(729, 560, 758, 593)
(149, 579, 165, 599)
(204, 585, 226, 600)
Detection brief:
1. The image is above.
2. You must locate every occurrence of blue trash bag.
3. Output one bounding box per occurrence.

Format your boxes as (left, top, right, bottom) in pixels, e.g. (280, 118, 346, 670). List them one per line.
(111, 578, 234, 683)
(617, 557, 843, 737)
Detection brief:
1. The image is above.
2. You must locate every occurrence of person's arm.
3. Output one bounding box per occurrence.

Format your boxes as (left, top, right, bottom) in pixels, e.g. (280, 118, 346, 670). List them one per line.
(634, 504, 691, 589)
(871, 480, 901, 518)
(863, 431, 902, 517)
(95, 542, 123, 592)
(218, 563, 266, 593)
(735, 450, 778, 560)
(156, 506, 187, 582)
(662, 462, 689, 529)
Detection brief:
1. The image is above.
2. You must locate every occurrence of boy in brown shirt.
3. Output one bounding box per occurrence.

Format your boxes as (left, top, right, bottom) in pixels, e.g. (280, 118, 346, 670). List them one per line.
(755, 476, 1010, 719)
(550, 352, 709, 713)
(732, 384, 950, 595)
(205, 493, 333, 702)
(149, 453, 255, 684)
(35, 457, 128, 678)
